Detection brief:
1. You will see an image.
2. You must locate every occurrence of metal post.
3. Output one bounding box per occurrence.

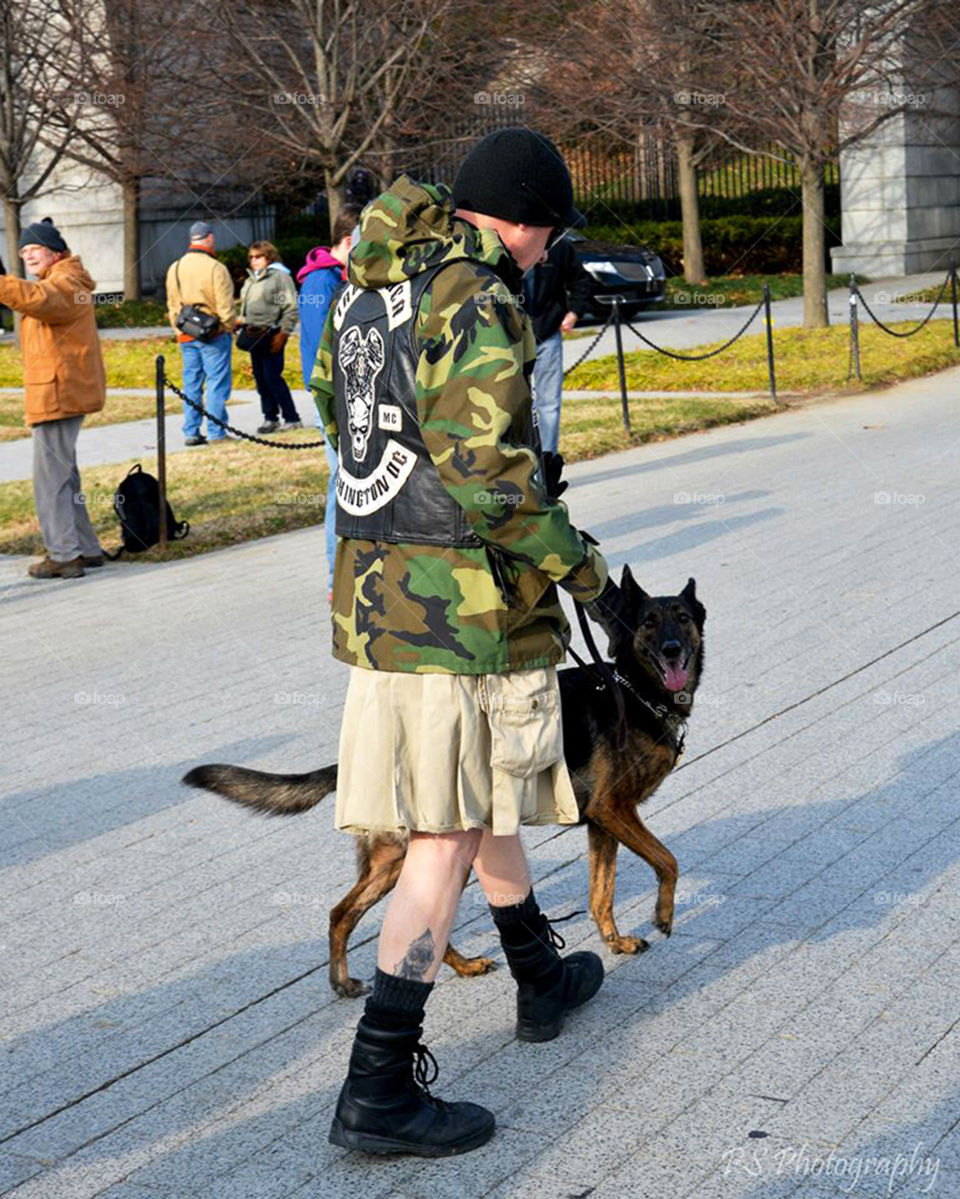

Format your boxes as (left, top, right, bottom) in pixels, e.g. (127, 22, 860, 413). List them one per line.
(951, 257, 959, 349)
(155, 354, 168, 552)
(849, 274, 861, 382)
(611, 296, 631, 434)
(762, 283, 777, 405)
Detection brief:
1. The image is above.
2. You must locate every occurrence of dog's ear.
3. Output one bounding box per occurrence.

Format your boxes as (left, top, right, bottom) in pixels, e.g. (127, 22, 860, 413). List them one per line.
(621, 564, 648, 606)
(681, 577, 706, 629)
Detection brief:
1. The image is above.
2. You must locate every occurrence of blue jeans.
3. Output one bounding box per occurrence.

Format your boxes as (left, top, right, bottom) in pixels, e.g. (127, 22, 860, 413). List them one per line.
(180, 333, 232, 440)
(323, 437, 338, 586)
(250, 342, 299, 423)
(531, 331, 563, 454)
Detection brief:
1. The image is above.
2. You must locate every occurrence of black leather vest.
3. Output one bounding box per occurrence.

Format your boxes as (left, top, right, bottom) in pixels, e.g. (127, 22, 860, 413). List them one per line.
(331, 263, 537, 547)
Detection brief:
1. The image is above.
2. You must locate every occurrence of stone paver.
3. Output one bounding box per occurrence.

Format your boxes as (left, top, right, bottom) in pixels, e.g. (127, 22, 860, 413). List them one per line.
(3, 365, 960, 1196)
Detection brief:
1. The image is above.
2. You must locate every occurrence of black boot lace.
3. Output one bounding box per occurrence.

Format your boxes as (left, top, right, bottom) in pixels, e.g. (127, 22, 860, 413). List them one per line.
(542, 908, 586, 951)
(411, 1042, 454, 1111)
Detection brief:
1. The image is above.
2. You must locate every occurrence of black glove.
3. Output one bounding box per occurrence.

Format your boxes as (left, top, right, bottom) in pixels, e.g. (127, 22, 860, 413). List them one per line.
(542, 451, 568, 499)
(584, 576, 632, 654)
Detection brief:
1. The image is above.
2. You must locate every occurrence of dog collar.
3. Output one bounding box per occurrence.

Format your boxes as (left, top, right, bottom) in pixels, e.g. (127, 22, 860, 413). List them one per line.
(610, 669, 687, 758)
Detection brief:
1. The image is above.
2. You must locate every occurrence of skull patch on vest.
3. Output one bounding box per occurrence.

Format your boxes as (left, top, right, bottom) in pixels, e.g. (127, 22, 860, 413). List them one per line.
(338, 326, 385, 462)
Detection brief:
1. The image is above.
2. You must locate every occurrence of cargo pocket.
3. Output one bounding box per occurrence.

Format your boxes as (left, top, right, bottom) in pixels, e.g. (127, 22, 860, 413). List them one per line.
(486, 671, 563, 778)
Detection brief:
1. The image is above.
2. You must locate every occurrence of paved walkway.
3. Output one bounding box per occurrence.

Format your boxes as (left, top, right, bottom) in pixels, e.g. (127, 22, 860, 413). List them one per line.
(3, 366, 960, 1196)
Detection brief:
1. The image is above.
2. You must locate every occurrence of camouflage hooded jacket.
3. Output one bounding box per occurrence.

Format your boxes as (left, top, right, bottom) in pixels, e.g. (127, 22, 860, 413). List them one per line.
(311, 177, 608, 674)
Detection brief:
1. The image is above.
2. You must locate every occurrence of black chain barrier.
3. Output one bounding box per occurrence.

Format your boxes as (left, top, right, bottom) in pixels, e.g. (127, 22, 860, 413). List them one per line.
(622, 296, 765, 361)
(847, 263, 959, 381)
(852, 269, 951, 339)
(561, 309, 614, 378)
(163, 371, 327, 449)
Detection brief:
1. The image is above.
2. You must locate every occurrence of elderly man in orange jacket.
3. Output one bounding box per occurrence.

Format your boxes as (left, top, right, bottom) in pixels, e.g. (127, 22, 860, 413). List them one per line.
(0, 219, 106, 579)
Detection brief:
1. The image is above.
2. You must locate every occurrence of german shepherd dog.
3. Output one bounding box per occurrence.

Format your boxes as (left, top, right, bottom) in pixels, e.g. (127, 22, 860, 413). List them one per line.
(183, 569, 705, 997)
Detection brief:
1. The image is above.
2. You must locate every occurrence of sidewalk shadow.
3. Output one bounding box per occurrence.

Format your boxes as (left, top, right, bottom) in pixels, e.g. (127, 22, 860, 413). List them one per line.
(0, 736, 305, 870)
(5, 733, 957, 1196)
(569, 432, 810, 490)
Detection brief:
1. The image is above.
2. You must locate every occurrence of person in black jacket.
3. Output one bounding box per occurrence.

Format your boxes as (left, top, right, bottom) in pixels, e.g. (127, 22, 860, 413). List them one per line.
(523, 236, 594, 453)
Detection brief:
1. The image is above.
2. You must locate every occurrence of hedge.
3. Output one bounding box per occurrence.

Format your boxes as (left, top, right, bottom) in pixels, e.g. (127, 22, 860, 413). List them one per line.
(581, 213, 842, 275)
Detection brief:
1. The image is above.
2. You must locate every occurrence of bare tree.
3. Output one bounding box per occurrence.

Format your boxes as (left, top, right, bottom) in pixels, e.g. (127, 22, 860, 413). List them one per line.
(686, 0, 959, 326)
(537, 0, 730, 285)
(213, 0, 460, 229)
(0, 0, 82, 280)
(46, 0, 229, 299)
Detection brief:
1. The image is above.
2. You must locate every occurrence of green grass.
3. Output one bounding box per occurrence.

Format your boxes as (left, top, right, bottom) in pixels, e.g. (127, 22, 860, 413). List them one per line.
(0, 335, 306, 392)
(567, 319, 960, 396)
(4, 317, 960, 562)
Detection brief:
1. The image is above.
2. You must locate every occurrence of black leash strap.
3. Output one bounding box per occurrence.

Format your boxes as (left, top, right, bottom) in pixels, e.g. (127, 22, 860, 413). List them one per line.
(573, 602, 628, 751)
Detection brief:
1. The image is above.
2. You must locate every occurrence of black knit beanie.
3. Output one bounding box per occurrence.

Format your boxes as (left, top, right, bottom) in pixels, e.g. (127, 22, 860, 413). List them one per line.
(453, 127, 578, 228)
(19, 218, 67, 253)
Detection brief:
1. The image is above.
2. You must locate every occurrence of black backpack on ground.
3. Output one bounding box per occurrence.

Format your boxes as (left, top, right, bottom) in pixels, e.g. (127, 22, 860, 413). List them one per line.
(109, 464, 190, 556)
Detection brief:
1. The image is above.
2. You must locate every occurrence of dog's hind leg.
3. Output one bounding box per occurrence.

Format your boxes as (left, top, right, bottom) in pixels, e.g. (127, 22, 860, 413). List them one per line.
(587, 803, 678, 937)
(329, 840, 405, 998)
(442, 873, 497, 978)
(588, 822, 649, 955)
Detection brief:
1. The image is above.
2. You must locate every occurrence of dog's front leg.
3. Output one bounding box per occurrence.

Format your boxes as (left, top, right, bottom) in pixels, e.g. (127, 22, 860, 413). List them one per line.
(587, 803, 678, 937)
(587, 822, 649, 954)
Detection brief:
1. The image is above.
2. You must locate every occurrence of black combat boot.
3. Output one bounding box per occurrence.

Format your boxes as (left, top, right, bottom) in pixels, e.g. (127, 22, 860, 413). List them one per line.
(491, 891, 605, 1043)
(329, 971, 495, 1156)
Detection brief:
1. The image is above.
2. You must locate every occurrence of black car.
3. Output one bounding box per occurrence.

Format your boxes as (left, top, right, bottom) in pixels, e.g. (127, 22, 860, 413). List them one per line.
(568, 231, 666, 323)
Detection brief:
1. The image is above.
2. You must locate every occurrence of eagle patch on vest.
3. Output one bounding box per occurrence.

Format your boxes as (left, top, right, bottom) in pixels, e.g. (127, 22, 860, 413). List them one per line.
(338, 326, 385, 462)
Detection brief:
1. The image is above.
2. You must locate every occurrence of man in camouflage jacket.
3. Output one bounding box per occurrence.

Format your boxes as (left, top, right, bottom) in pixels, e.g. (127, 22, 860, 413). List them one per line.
(313, 128, 623, 1157)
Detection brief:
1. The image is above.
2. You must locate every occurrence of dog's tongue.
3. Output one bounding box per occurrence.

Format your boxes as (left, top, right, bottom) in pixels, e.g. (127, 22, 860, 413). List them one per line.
(663, 663, 689, 692)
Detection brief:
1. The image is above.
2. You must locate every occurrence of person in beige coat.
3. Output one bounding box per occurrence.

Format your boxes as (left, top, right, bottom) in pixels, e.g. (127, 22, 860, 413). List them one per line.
(0, 219, 106, 579)
(165, 221, 235, 446)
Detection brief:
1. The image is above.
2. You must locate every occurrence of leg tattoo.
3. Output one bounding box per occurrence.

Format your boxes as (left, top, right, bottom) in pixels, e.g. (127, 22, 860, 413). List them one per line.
(394, 929, 436, 980)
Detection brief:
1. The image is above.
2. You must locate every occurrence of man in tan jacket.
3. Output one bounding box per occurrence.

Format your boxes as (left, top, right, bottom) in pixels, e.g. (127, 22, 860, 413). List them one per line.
(165, 221, 235, 446)
(0, 219, 106, 579)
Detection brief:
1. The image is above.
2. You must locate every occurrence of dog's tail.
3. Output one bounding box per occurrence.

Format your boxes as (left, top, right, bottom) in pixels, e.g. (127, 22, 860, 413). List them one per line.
(182, 763, 337, 816)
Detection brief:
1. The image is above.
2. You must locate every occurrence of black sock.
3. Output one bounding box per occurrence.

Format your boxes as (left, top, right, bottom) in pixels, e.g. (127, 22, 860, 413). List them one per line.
(489, 889, 539, 944)
(363, 968, 434, 1030)
(490, 890, 564, 993)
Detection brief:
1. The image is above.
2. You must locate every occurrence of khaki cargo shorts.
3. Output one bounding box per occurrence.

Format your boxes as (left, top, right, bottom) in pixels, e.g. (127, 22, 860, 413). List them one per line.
(335, 665, 580, 836)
